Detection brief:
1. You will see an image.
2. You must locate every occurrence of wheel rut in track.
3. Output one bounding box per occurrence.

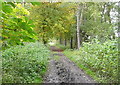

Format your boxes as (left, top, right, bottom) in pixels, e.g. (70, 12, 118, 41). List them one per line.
(44, 46, 96, 83)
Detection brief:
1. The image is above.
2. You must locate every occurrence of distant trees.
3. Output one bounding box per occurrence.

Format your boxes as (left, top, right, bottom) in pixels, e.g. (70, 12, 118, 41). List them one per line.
(30, 2, 116, 49)
(1, 2, 118, 49)
(30, 2, 76, 45)
(74, 2, 116, 49)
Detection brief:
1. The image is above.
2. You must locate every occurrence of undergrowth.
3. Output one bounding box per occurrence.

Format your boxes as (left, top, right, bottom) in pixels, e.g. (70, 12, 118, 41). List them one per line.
(2, 42, 50, 83)
(64, 39, 118, 83)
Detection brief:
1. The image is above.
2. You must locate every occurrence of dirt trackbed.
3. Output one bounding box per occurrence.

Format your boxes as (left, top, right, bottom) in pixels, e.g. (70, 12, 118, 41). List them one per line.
(44, 46, 96, 84)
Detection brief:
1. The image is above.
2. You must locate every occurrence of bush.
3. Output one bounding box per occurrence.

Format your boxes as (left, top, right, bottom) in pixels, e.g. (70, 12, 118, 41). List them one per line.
(2, 42, 50, 83)
(64, 39, 118, 83)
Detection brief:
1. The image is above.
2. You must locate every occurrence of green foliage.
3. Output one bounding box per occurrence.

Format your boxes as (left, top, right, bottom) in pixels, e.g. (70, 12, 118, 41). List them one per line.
(79, 2, 115, 43)
(2, 42, 50, 83)
(64, 39, 118, 83)
(30, 2, 75, 43)
(2, 3, 13, 13)
(2, 3, 37, 48)
(1, 2, 118, 83)
(31, 2, 41, 6)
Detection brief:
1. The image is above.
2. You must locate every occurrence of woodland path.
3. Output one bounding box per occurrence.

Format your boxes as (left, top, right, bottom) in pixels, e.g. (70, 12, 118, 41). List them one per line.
(44, 46, 96, 84)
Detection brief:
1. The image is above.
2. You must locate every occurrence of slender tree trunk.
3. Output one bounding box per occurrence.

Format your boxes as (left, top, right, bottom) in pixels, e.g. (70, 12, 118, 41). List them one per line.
(42, 27, 47, 45)
(22, 0, 25, 7)
(75, 31, 77, 49)
(106, 3, 111, 24)
(76, 4, 83, 49)
(43, 38, 47, 45)
(70, 37, 73, 49)
(118, 1, 120, 83)
(101, 3, 106, 23)
(64, 38, 67, 46)
(60, 36, 62, 44)
(76, 5, 80, 49)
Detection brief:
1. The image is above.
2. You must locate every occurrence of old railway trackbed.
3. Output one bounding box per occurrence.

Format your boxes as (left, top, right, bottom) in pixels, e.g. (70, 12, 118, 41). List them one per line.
(44, 46, 96, 83)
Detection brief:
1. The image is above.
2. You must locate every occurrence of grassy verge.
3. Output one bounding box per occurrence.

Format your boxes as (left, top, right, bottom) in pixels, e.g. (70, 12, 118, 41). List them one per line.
(63, 50, 99, 82)
(55, 44, 70, 50)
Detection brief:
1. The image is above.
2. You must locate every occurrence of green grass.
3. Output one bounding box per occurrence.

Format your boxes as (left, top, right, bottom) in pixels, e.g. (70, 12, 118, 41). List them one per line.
(55, 44, 70, 50)
(63, 50, 98, 82)
(65, 52, 99, 82)
(64, 50, 105, 83)
(54, 55, 61, 61)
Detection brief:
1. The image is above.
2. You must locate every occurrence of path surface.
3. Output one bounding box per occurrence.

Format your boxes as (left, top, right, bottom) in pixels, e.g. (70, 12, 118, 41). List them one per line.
(44, 46, 96, 83)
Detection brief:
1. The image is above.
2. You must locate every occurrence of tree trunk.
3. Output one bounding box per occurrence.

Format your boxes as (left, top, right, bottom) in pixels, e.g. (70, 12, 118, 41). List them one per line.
(70, 37, 73, 49)
(60, 36, 62, 44)
(42, 27, 47, 45)
(106, 3, 111, 24)
(76, 4, 83, 49)
(43, 38, 47, 45)
(22, 0, 25, 7)
(75, 31, 77, 49)
(76, 5, 80, 49)
(64, 38, 67, 46)
(101, 3, 106, 23)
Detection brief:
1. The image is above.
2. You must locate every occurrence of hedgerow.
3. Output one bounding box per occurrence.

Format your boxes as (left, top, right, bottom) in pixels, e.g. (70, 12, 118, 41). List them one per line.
(64, 39, 118, 83)
(2, 42, 50, 83)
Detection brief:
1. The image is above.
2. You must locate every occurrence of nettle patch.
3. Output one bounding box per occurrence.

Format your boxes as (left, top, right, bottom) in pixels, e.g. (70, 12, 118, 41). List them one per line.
(2, 42, 50, 83)
(64, 39, 118, 83)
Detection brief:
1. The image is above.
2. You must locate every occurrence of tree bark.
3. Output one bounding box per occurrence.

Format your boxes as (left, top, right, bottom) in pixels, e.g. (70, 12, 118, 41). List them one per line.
(76, 5, 80, 49)
(106, 3, 111, 24)
(76, 4, 83, 49)
(60, 36, 62, 44)
(64, 38, 67, 46)
(70, 37, 73, 49)
(101, 3, 106, 23)
(42, 27, 47, 45)
(75, 31, 77, 49)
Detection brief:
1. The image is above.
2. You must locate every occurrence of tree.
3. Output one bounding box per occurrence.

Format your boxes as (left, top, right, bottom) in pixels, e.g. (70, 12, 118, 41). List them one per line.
(76, 3, 84, 49)
(30, 2, 76, 45)
(2, 2, 37, 48)
(77, 2, 115, 43)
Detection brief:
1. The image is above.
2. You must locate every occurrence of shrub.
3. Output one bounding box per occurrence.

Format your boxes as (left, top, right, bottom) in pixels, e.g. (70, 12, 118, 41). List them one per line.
(64, 39, 118, 83)
(2, 42, 50, 83)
